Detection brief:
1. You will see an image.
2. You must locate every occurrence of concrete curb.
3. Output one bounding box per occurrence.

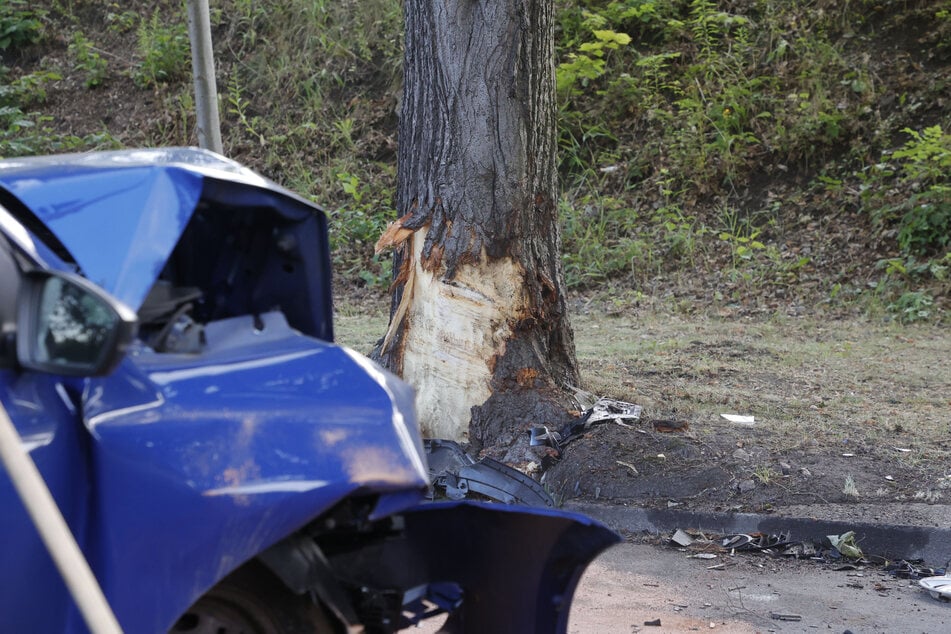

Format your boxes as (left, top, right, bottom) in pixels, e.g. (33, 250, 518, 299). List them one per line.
(567, 501, 951, 567)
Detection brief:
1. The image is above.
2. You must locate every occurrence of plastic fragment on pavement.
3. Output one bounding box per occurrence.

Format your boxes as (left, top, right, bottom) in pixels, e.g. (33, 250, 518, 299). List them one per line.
(671, 529, 694, 547)
(918, 576, 951, 601)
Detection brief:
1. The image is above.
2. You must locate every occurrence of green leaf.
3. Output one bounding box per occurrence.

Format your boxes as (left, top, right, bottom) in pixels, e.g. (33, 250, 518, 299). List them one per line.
(592, 29, 632, 46)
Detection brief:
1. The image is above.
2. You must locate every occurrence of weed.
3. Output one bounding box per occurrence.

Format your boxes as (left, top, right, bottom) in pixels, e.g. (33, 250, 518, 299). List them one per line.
(843, 475, 859, 497)
(862, 126, 951, 260)
(752, 465, 779, 485)
(890, 127, 951, 255)
(560, 193, 652, 288)
(226, 73, 265, 145)
(69, 32, 108, 88)
(328, 168, 397, 288)
(132, 11, 189, 88)
(557, 24, 632, 96)
(2, 69, 61, 106)
(888, 291, 935, 324)
(717, 206, 766, 269)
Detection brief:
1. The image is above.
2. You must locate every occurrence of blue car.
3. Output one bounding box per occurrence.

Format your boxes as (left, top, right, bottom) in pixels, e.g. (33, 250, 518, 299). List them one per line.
(0, 149, 617, 634)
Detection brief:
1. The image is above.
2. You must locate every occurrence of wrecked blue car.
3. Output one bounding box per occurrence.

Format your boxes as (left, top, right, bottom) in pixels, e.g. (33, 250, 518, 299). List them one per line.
(0, 148, 618, 634)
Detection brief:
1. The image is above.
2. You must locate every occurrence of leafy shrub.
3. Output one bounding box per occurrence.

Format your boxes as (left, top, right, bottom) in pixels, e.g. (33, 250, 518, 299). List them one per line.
(888, 291, 935, 324)
(870, 126, 951, 257)
(0, 1, 43, 51)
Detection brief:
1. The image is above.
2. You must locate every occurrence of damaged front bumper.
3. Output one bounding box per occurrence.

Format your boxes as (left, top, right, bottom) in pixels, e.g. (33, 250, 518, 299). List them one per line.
(264, 499, 620, 633)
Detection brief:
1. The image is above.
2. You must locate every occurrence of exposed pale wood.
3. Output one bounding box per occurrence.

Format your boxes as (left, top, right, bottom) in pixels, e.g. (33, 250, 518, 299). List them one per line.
(381, 0, 576, 455)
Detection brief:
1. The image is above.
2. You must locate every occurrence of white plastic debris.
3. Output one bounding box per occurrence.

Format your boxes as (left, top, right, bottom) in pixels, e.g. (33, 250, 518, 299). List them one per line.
(918, 576, 951, 601)
(721, 414, 755, 425)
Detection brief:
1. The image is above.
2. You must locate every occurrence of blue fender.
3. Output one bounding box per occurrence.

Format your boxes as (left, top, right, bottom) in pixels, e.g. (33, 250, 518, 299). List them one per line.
(324, 501, 621, 633)
(80, 313, 428, 633)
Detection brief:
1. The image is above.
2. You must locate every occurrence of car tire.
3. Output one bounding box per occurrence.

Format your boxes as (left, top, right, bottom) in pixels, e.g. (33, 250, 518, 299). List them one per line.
(170, 561, 336, 634)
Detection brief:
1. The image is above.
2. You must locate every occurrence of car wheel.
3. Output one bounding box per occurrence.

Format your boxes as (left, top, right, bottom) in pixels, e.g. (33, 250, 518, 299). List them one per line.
(170, 562, 336, 634)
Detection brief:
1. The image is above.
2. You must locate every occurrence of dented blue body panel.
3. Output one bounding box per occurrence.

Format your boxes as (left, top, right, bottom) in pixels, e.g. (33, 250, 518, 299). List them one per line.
(0, 149, 618, 633)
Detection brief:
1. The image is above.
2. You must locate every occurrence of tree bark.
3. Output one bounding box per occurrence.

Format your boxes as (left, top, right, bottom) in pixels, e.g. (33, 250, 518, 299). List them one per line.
(377, 0, 577, 465)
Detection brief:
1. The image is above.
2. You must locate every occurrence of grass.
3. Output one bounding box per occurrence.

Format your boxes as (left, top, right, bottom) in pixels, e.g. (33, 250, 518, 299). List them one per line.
(571, 303, 949, 463)
(336, 294, 950, 468)
(334, 292, 950, 509)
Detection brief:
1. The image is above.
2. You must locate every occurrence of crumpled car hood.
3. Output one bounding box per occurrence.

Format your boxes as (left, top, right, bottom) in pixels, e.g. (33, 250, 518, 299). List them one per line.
(0, 148, 317, 310)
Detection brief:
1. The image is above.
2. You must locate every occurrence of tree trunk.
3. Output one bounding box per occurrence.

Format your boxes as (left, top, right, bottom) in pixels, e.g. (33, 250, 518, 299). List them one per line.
(377, 0, 577, 465)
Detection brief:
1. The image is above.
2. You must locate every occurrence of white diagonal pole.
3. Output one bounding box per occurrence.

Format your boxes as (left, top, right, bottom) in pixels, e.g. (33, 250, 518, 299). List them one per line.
(187, 0, 223, 154)
(0, 401, 123, 634)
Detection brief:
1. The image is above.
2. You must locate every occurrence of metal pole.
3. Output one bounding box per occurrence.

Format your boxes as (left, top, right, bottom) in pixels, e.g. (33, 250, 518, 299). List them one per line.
(186, 0, 223, 154)
(0, 401, 123, 634)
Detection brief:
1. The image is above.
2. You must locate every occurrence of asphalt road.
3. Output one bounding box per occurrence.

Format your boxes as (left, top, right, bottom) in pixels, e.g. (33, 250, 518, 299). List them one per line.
(409, 502, 951, 633)
(566, 500, 951, 633)
(570, 540, 950, 633)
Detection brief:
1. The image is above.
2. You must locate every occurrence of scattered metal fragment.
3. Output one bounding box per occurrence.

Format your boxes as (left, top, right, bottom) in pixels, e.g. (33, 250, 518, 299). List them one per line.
(587, 398, 643, 425)
(721, 532, 796, 552)
(531, 396, 643, 451)
(886, 559, 946, 580)
(770, 613, 802, 622)
(644, 618, 662, 626)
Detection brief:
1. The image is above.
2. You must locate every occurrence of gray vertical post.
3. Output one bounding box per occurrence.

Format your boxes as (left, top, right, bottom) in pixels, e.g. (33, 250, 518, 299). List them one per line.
(186, 0, 223, 154)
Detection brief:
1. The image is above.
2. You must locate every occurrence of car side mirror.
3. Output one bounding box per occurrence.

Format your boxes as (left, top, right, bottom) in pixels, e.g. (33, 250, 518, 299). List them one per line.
(16, 270, 137, 377)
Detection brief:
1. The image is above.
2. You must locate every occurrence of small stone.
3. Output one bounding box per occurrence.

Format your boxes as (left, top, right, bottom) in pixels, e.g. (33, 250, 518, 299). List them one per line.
(737, 479, 756, 493)
(779, 461, 793, 475)
(733, 448, 753, 462)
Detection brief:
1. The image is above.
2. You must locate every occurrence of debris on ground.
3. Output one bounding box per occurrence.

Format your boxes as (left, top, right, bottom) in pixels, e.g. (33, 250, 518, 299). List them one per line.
(652, 419, 690, 433)
(770, 612, 802, 621)
(827, 531, 864, 560)
(424, 439, 554, 506)
(886, 559, 948, 580)
(531, 395, 643, 452)
(918, 576, 951, 601)
(670, 529, 694, 547)
(720, 414, 755, 425)
(657, 527, 949, 585)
